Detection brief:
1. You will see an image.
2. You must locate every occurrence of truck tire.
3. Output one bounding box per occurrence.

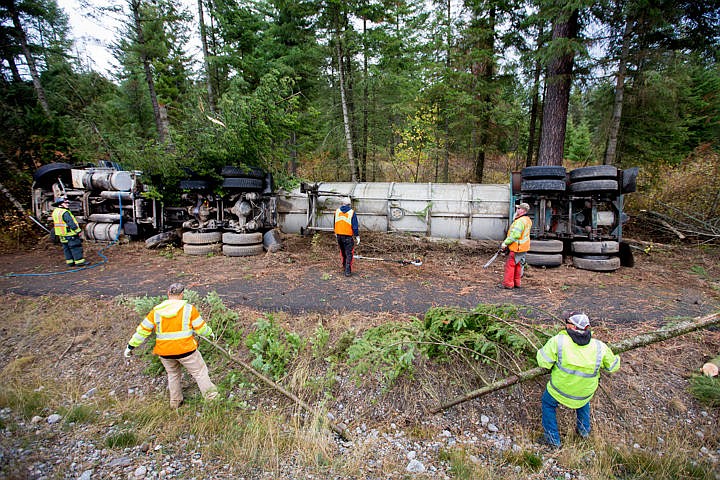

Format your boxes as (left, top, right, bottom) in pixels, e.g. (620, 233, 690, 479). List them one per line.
(569, 165, 618, 181)
(221, 177, 264, 191)
(528, 239, 564, 253)
(33, 162, 73, 187)
(180, 180, 213, 190)
(571, 241, 619, 255)
(184, 243, 221, 255)
(521, 166, 567, 179)
(521, 179, 566, 193)
(222, 232, 263, 245)
(569, 179, 618, 194)
(223, 244, 264, 257)
(526, 253, 563, 267)
(183, 231, 222, 244)
(220, 165, 265, 179)
(572, 255, 621, 271)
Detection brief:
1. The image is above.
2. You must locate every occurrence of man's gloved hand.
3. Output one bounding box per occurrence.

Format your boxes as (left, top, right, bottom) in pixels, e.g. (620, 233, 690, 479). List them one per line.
(355, 236, 360, 246)
(124, 346, 133, 358)
(500, 243, 507, 251)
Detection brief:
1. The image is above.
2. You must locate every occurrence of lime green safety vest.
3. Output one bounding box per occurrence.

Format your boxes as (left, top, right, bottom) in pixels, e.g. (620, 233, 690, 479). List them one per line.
(536, 330, 620, 409)
(52, 207, 82, 239)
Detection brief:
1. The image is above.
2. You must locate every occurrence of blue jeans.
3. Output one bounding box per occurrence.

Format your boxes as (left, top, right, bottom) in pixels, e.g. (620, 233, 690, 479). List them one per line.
(541, 388, 591, 446)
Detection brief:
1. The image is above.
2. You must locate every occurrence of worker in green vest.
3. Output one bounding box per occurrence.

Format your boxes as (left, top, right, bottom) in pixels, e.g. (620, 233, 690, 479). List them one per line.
(536, 312, 620, 447)
(52, 197, 90, 267)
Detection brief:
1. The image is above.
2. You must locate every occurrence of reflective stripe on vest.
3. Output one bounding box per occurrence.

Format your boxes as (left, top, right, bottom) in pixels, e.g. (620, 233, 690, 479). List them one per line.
(155, 304, 193, 341)
(52, 208, 80, 237)
(549, 378, 594, 402)
(556, 335, 602, 378)
(508, 216, 532, 252)
(334, 209, 355, 236)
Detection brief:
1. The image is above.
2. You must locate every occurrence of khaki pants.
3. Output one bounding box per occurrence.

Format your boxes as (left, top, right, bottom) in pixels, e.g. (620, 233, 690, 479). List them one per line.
(160, 350, 217, 407)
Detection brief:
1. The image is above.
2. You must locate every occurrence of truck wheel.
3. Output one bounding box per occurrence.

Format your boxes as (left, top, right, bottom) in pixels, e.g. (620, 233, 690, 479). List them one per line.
(184, 243, 221, 255)
(145, 231, 179, 249)
(572, 255, 621, 271)
(222, 232, 263, 245)
(521, 166, 567, 179)
(526, 253, 563, 267)
(33, 162, 73, 187)
(223, 244, 264, 257)
(571, 241, 619, 255)
(569, 165, 618, 181)
(569, 179, 618, 194)
(528, 239, 564, 253)
(221, 177, 264, 190)
(521, 179, 566, 193)
(183, 231, 222, 244)
(220, 165, 266, 179)
(180, 180, 213, 190)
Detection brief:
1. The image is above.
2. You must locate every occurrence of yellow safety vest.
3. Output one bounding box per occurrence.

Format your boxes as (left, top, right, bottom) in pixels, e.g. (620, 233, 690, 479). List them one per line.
(52, 207, 81, 238)
(506, 215, 532, 252)
(334, 208, 355, 236)
(537, 331, 620, 409)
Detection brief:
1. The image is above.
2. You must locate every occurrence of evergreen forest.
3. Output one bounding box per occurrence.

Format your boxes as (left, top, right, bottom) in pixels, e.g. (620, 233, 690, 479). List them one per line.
(1, 0, 719, 210)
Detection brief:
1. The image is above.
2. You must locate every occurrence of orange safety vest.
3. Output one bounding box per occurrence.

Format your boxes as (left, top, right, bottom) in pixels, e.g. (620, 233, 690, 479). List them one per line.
(506, 215, 532, 252)
(52, 207, 81, 238)
(129, 300, 211, 356)
(334, 208, 355, 236)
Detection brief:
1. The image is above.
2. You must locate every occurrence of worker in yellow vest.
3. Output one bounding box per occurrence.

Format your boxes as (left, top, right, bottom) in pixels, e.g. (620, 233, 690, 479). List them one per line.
(124, 283, 218, 408)
(499, 202, 532, 289)
(536, 313, 620, 447)
(334, 197, 359, 277)
(51, 196, 89, 267)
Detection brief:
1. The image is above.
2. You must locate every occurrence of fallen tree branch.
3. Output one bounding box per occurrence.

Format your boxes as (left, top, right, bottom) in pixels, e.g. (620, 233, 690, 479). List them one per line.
(199, 336, 350, 440)
(430, 311, 720, 414)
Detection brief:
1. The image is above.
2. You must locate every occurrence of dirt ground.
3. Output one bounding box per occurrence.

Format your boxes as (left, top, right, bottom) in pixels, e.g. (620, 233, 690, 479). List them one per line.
(0, 232, 718, 325)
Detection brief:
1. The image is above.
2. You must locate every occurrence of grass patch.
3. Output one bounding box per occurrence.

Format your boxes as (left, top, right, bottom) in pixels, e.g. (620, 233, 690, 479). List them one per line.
(606, 445, 715, 479)
(62, 404, 97, 424)
(105, 430, 139, 448)
(503, 449, 542, 471)
(438, 447, 490, 480)
(689, 375, 720, 407)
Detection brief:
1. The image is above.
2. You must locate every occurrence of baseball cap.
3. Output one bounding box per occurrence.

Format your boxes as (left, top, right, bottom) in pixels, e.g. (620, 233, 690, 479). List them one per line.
(342, 197, 352, 205)
(516, 202, 530, 211)
(567, 313, 590, 330)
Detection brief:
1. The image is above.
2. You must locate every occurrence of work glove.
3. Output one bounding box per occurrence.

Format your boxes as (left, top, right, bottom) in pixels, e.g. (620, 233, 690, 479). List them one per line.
(499, 243, 507, 251)
(355, 236, 360, 246)
(124, 346, 133, 358)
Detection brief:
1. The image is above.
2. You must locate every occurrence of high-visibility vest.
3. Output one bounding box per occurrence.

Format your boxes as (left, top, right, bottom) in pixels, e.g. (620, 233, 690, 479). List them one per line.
(334, 208, 355, 236)
(505, 215, 532, 252)
(52, 207, 81, 238)
(537, 331, 620, 409)
(128, 299, 212, 357)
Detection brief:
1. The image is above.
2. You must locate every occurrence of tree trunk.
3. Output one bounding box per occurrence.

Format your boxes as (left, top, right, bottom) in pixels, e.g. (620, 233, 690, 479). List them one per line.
(430, 311, 720, 414)
(537, 9, 579, 166)
(604, 16, 632, 166)
(197, 0, 216, 114)
(336, 37, 357, 182)
(360, 16, 368, 182)
(702, 355, 720, 377)
(130, 0, 168, 145)
(441, 0, 451, 183)
(8, 2, 51, 116)
(473, 5, 496, 183)
(526, 26, 544, 168)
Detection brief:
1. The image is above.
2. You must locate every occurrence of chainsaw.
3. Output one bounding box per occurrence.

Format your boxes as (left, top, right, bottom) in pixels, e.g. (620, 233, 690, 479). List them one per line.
(482, 249, 504, 269)
(353, 254, 423, 266)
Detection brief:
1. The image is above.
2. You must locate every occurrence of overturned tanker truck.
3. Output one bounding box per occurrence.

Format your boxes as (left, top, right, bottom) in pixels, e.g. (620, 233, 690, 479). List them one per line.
(31, 162, 637, 270)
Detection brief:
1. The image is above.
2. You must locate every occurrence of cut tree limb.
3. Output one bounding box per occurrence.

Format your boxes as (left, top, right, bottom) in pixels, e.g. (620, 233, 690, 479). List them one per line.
(199, 336, 350, 440)
(430, 311, 720, 414)
(703, 354, 720, 377)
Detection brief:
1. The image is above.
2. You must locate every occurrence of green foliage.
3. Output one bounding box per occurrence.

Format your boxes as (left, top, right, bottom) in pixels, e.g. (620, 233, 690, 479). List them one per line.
(504, 450, 542, 471)
(310, 324, 330, 359)
(437, 447, 482, 479)
(245, 315, 304, 380)
(421, 305, 548, 364)
(689, 375, 720, 407)
(606, 445, 715, 479)
(346, 320, 423, 385)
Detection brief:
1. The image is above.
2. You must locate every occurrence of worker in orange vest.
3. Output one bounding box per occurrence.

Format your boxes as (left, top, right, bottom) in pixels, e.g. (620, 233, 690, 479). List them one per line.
(499, 202, 532, 289)
(124, 283, 218, 408)
(334, 197, 360, 277)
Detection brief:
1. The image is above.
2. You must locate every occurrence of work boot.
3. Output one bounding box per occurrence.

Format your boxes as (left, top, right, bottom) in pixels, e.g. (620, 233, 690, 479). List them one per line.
(497, 283, 513, 289)
(344, 271, 352, 277)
